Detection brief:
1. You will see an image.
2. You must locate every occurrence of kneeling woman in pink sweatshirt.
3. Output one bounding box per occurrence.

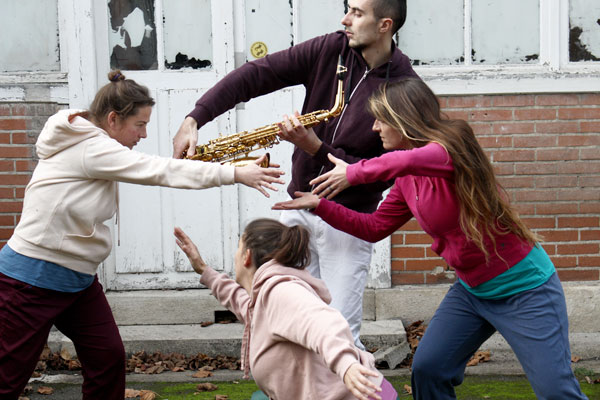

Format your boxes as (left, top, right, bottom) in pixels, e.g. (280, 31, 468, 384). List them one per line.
(174, 219, 396, 400)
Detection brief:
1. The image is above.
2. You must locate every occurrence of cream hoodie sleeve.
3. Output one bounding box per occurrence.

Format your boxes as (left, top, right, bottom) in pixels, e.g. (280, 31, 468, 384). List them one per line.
(199, 266, 251, 324)
(264, 281, 366, 380)
(81, 135, 235, 189)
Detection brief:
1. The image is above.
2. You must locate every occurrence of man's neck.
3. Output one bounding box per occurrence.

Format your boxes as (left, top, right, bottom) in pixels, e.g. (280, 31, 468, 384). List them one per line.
(361, 36, 393, 70)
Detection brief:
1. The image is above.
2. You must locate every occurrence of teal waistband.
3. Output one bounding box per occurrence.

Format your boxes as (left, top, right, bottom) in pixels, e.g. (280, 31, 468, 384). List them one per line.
(459, 244, 555, 300)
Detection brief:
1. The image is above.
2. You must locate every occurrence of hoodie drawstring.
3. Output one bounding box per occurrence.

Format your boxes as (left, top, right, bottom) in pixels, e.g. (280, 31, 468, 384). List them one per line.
(115, 183, 120, 246)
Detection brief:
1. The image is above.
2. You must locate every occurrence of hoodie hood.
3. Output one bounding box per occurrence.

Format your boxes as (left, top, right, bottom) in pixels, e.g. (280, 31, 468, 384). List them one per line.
(250, 259, 332, 307)
(36, 109, 106, 160)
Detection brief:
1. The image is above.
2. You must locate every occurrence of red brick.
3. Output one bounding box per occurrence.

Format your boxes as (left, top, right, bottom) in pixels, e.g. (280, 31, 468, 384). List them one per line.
(0, 174, 31, 185)
(558, 217, 599, 228)
(581, 148, 600, 160)
(513, 135, 556, 148)
(478, 136, 512, 148)
(469, 109, 514, 122)
(541, 243, 556, 255)
(492, 95, 535, 107)
(445, 96, 493, 108)
(580, 230, 600, 241)
(391, 233, 403, 245)
(0, 119, 26, 130)
(391, 272, 425, 285)
(579, 93, 600, 105)
(515, 162, 557, 175)
(404, 233, 433, 245)
(557, 189, 600, 201)
(536, 94, 580, 106)
(405, 258, 446, 271)
(0, 146, 31, 158)
(558, 108, 600, 120)
(581, 203, 600, 213)
(512, 203, 535, 216)
(558, 135, 600, 147)
(0, 201, 23, 213)
(497, 176, 533, 189)
(15, 160, 37, 172)
(492, 163, 515, 176)
(391, 260, 404, 272)
(425, 272, 456, 284)
(0, 188, 14, 198)
(10, 132, 30, 144)
(470, 123, 493, 135)
(0, 160, 13, 171)
(0, 215, 14, 226)
(535, 121, 579, 134)
(11, 105, 27, 116)
(536, 229, 579, 242)
(522, 217, 556, 229)
(557, 269, 599, 282)
(0, 133, 10, 144)
(550, 256, 576, 268)
(444, 110, 470, 120)
(560, 162, 600, 174)
(492, 122, 535, 135)
(0, 229, 13, 240)
(492, 149, 535, 162)
(514, 109, 557, 121)
(534, 175, 578, 188)
(557, 243, 599, 255)
(437, 97, 448, 108)
(536, 202, 579, 215)
(579, 257, 600, 267)
(580, 121, 600, 133)
(14, 187, 25, 199)
(514, 190, 557, 202)
(397, 220, 423, 231)
(391, 246, 426, 259)
(535, 148, 579, 161)
(0, 106, 10, 117)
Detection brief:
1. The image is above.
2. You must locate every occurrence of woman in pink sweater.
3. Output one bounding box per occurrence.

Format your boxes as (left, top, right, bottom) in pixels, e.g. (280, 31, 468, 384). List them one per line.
(273, 79, 587, 399)
(174, 219, 398, 400)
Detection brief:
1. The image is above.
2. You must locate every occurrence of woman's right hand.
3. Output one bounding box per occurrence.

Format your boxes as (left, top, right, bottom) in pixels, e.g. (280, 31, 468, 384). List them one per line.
(310, 153, 351, 199)
(174, 227, 207, 274)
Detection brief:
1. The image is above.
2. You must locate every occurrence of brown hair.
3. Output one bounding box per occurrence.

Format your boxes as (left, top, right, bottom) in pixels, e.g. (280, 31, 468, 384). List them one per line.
(371, 0, 407, 34)
(242, 218, 310, 269)
(367, 79, 540, 259)
(88, 70, 155, 124)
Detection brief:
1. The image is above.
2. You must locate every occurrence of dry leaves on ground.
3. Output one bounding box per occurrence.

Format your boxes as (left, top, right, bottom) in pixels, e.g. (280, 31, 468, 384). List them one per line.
(125, 389, 158, 399)
(467, 350, 491, 366)
(403, 384, 412, 395)
(196, 383, 219, 392)
(192, 366, 214, 378)
(37, 386, 53, 395)
(215, 395, 229, 400)
(572, 355, 581, 363)
(127, 351, 240, 374)
(584, 376, 600, 385)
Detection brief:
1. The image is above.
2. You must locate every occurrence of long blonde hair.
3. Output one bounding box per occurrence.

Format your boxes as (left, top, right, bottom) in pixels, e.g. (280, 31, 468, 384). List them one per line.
(368, 79, 539, 258)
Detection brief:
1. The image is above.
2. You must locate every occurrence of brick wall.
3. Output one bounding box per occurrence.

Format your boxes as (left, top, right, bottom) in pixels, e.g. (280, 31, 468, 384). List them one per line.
(391, 93, 600, 285)
(0, 102, 65, 245)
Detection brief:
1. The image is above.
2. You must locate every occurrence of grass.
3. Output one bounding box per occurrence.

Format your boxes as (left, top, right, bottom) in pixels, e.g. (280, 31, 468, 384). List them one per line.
(124, 373, 600, 400)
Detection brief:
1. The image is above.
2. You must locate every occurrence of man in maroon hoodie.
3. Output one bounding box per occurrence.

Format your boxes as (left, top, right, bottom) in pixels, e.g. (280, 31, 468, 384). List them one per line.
(173, 0, 418, 349)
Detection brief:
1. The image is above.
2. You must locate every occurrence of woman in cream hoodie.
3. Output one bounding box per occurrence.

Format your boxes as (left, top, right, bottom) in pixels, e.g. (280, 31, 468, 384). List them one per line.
(175, 218, 398, 400)
(0, 70, 283, 399)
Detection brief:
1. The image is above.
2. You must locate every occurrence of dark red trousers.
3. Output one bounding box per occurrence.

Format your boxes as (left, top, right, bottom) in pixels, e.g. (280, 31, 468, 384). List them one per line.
(0, 272, 125, 399)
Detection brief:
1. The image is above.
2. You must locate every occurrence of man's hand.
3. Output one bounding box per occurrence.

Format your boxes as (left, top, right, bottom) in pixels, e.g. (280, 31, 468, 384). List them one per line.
(234, 154, 285, 198)
(343, 363, 382, 400)
(174, 227, 207, 274)
(173, 116, 199, 158)
(277, 111, 322, 156)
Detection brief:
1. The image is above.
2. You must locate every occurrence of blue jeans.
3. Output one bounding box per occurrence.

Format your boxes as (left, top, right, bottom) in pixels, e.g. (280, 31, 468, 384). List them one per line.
(411, 273, 587, 400)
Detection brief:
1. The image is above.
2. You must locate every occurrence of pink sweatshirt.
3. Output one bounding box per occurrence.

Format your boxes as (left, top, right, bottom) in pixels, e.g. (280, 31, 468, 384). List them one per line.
(199, 260, 377, 399)
(314, 143, 532, 288)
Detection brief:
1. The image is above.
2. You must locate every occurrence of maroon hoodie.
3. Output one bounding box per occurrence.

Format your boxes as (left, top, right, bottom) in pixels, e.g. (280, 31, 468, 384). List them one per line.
(188, 31, 418, 212)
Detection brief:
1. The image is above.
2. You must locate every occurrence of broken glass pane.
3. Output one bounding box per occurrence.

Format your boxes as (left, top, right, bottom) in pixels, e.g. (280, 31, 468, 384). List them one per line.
(472, 0, 539, 64)
(569, 0, 600, 62)
(0, 0, 59, 72)
(397, 0, 464, 66)
(108, 0, 158, 70)
(163, 0, 212, 70)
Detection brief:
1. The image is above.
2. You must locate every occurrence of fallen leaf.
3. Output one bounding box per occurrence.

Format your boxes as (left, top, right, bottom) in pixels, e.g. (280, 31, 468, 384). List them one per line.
(37, 387, 54, 395)
(140, 390, 158, 400)
(196, 383, 218, 392)
(215, 395, 229, 400)
(571, 355, 581, 363)
(60, 348, 72, 361)
(200, 321, 214, 327)
(125, 388, 141, 398)
(193, 369, 213, 378)
(17, 397, 30, 400)
(467, 350, 491, 367)
(403, 384, 412, 395)
(585, 376, 592, 384)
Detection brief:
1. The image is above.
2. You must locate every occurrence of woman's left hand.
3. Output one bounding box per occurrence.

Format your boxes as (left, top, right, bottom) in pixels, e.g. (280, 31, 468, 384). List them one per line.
(343, 363, 382, 400)
(310, 153, 350, 200)
(174, 227, 207, 274)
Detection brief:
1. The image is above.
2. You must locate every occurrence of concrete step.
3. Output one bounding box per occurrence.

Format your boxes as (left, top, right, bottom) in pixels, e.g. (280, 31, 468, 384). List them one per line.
(47, 319, 407, 358)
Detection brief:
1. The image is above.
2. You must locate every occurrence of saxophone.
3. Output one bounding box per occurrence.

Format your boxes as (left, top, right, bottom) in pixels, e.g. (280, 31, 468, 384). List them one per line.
(187, 60, 348, 166)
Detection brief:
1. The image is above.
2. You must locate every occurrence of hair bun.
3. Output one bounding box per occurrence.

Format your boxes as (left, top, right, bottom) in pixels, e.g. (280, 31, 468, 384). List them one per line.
(108, 70, 126, 82)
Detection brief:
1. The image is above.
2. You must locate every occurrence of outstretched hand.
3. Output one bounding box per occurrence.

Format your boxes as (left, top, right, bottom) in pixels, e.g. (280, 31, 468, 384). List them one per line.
(173, 116, 199, 158)
(310, 153, 351, 199)
(174, 227, 207, 274)
(234, 154, 285, 198)
(343, 363, 382, 400)
(272, 191, 320, 211)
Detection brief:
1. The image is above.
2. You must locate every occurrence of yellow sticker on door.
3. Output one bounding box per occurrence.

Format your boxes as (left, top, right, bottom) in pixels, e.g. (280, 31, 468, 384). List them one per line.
(250, 42, 268, 59)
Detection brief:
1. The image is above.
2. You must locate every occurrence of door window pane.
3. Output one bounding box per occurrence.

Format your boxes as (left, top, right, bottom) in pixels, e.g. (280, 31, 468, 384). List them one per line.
(163, 0, 213, 69)
(471, 0, 539, 64)
(397, 0, 464, 65)
(108, 0, 158, 70)
(0, 0, 59, 72)
(569, 0, 600, 62)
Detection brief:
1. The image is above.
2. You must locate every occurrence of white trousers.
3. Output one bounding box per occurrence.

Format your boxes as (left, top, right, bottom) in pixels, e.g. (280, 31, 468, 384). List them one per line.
(279, 209, 373, 349)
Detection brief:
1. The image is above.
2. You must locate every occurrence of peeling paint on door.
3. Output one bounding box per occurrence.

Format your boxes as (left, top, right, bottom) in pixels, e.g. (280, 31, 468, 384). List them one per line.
(569, 0, 600, 62)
